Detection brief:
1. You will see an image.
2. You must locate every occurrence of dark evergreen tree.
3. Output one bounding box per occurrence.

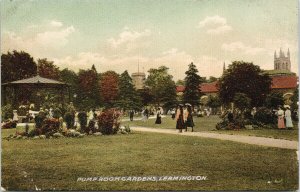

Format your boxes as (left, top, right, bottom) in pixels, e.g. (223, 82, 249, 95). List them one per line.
(116, 70, 142, 110)
(183, 62, 203, 106)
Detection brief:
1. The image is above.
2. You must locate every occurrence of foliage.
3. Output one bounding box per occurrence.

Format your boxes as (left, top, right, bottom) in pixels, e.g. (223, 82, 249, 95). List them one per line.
(77, 111, 87, 132)
(145, 66, 177, 107)
(100, 71, 119, 108)
(265, 92, 284, 110)
(183, 62, 204, 106)
(1, 50, 37, 83)
(53, 108, 62, 119)
(60, 68, 79, 106)
(41, 118, 60, 135)
(137, 88, 154, 106)
(1, 50, 37, 104)
(37, 58, 61, 80)
(77, 67, 101, 109)
(176, 79, 185, 85)
(64, 112, 74, 129)
(207, 76, 218, 83)
(35, 112, 46, 129)
(233, 93, 251, 111)
(254, 107, 277, 126)
(218, 61, 271, 107)
(116, 70, 142, 110)
(97, 109, 121, 135)
(207, 95, 221, 108)
(291, 87, 299, 110)
(1, 104, 13, 120)
(1, 120, 17, 129)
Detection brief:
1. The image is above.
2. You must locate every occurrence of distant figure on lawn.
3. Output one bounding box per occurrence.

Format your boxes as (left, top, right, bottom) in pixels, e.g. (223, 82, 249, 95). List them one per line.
(276, 106, 285, 129)
(175, 104, 185, 133)
(155, 108, 162, 124)
(129, 110, 134, 121)
(285, 106, 293, 129)
(171, 108, 176, 119)
(184, 104, 194, 132)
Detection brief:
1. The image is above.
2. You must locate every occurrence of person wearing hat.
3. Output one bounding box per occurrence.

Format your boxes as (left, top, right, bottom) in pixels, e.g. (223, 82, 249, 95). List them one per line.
(184, 104, 195, 132)
(175, 104, 185, 133)
(155, 107, 162, 124)
(285, 106, 293, 129)
(276, 106, 285, 129)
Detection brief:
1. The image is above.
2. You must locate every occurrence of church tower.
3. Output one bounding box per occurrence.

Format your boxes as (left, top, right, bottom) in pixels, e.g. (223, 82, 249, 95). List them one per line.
(274, 48, 291, 71)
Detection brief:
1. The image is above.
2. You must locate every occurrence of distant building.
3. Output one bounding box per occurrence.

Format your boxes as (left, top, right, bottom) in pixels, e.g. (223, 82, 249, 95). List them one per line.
(176, 48, 298, 105)
(274, 48, 291, 71)
(131, 72, 145, 90)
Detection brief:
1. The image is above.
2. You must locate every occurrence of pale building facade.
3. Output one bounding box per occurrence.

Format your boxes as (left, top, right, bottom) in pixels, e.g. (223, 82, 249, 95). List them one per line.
(274, 48, 291, 71)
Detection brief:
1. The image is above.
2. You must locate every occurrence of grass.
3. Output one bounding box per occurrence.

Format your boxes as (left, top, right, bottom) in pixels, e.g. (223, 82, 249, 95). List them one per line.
(1, 130, 298, 191)
(126, 115, 299, 141)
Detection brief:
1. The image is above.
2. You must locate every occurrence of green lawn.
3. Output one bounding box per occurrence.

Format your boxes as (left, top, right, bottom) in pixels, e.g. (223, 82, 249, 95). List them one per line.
(1, 129, 298, 191)
(126, 115, 299, 141)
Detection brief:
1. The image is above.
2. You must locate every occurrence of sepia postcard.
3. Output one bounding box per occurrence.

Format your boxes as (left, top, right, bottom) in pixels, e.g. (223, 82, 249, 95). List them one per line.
(1, 0, 299, 191)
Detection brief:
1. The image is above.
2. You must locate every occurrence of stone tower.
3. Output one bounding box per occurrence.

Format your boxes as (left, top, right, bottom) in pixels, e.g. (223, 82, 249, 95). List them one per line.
(274, 48, 291, 71)
(131, 63, 146, 90)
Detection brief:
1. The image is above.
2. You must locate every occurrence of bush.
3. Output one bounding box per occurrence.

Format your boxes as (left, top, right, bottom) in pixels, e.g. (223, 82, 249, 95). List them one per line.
(254, 107, 277, 125)
(35, 114, 45, 129)
(64, 112, 74, 129)
(97, 109, 121, 135)
(2, 104, 13, 121)
(77, 111, 87, 133)
(41, 118, 60, 135)
(1, 120, 17, 129)
(53, 108, 62, 119)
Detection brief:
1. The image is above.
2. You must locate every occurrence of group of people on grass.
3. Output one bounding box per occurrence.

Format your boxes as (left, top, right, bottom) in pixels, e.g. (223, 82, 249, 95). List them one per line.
(276, 106, 293, 129)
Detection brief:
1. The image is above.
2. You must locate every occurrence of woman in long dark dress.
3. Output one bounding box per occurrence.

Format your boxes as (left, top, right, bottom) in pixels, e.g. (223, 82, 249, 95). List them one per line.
(155, 108, 162, 124)
(175, 105, 185, 133)
(185, 105, 195, 132)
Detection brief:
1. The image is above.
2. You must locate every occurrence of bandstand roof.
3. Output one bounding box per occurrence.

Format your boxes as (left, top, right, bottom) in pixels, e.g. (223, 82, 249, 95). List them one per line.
(2, 75, 69, 88)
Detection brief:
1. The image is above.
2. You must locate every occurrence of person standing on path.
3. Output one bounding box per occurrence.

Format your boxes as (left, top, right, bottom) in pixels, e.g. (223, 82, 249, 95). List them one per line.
(185, 104, 195, 132)
(285, 106, 293, 129)
(277, 106, 285, 129)
(155, 108, 162, 124)
(129, 110, 134, 121)
(175, 104, 185, 133)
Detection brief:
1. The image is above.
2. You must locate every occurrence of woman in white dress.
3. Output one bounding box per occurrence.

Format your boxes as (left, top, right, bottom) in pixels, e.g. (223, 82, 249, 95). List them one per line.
(285, 106, 293, 129)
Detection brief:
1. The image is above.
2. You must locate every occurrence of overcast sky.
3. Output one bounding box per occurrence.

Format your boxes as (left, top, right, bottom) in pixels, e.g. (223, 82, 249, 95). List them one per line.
(1, 0, 298, 80)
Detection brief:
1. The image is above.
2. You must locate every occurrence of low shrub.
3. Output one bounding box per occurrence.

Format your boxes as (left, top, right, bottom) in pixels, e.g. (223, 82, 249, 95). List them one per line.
(2, 104, 13, 121)
(97, 109, 121, 135)
(1, 120, 17, 129)
(41, 118, 60, 135)
(77, 111, 87, 133)
(254, 107, 277, 125)
(64, 112, 74, 129)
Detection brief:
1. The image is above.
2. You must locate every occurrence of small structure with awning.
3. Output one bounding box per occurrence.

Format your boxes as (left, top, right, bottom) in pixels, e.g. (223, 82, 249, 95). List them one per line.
(2, 75, 71, 108)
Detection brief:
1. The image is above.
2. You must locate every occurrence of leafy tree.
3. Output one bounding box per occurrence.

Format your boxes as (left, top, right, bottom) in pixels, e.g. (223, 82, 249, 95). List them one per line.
(265, 92, 284, 110)
(176, 79, 185, 86)
(37, 58, 60, 80)
(183, 62, 204, 106)
(116, 70, 142, 110)
(1, 50, 37, 105)
(77, 67, 101, 109)
(291, 87, 299, 110)
(100, 71, 119, 108)
(145, 66, 177, 108)
(218, 61, 271, 107)
(233, 93, 251, 111)
(60, 68, 79, 106)
(1, 50, 37, 83)
(207, 76, 218, 83)
(137, 88, 154, 106)
(207, 95, 221, 108)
